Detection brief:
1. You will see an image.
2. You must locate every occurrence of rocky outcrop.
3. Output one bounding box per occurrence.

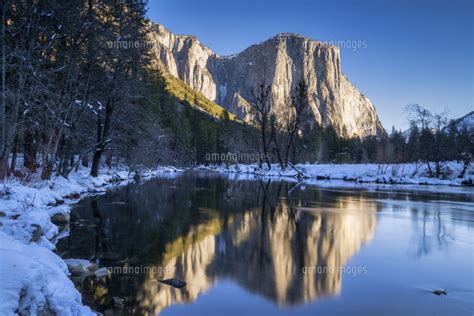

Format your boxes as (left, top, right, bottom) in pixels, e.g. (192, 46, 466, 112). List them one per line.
(149, 23, 384, 137)
(452, 111, 474, 131)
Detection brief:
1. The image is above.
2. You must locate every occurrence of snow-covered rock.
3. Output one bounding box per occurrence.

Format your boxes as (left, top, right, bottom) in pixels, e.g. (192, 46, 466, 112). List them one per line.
(94, 267, 110, 279)
(64, 259, 95, 276)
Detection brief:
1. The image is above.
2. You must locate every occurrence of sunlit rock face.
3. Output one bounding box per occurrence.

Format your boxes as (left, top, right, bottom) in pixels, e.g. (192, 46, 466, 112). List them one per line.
(215, 196, 377, 306)
(137, 234, 217, 314)
(137, 195, 376, 314)
(137, 217, 222, 314)
(149, 23, 384, 138)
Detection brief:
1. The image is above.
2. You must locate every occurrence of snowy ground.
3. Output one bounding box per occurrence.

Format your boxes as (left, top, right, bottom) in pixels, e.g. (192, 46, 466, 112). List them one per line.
(198, 161, 474, 187)
(0, 165, 180, 315)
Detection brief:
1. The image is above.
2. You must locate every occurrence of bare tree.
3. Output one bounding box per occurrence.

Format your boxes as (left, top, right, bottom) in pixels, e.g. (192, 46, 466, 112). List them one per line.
(406, 103, 432, 130)
(269, 80, 309, 169)
(0, 2, 5, 175)
(250, 83, 272, 169)
(284, 80, 308, 167)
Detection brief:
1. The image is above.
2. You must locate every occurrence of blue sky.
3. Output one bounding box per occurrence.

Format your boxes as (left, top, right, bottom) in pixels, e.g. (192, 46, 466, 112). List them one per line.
(147, 0, 473, 130)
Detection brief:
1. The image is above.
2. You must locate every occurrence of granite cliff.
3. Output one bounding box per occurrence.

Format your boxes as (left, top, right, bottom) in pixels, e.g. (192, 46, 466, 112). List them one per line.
(149, 23, 384, 137)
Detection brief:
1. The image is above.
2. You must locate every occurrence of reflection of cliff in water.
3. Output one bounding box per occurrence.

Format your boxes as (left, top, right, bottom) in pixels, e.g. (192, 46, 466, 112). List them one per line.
(58, 174, 377, 315)
(137, 182, 377, 315)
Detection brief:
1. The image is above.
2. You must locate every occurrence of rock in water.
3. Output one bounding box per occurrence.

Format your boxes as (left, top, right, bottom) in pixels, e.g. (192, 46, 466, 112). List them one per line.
(112, 296, 125, 309)
(159, 278, 187, 289)
(432, 289, 447, 296)
(30, 224, 43, 242)
(94, 267, 110, 279)
(51, 212, 70, 225)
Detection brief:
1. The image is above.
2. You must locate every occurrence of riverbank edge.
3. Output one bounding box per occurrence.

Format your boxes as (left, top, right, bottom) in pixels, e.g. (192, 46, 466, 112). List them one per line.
(196, 161, 473, 187)
(0, 165, 182, 315)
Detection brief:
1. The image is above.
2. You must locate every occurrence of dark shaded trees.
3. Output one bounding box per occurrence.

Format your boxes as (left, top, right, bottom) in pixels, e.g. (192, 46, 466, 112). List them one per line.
(1, 0, 155, 179)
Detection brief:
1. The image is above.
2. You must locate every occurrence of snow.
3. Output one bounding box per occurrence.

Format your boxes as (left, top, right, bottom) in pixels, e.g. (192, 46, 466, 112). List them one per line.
(0, 233, 93, 315)
(63, 259, 93, 271)
(0, 165, 181, 315)
(219, 83, 227, 102)
(220, 54, 237, 60)
(94, 268, 110, 278)
(197, 161, 474, 187)
(375, 199, 474, 212)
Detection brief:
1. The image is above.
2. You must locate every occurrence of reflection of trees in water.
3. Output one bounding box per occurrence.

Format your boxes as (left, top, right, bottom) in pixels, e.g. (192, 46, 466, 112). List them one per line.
(60, 175, 377, 315)
(377, 195, 474, 258)
(90, 198, 109, 262)
(137, 180, 377, 315)
(410, 205, 450, 258)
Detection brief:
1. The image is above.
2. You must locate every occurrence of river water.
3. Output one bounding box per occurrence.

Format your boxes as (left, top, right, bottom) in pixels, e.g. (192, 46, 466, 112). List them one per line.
(57, 171, 474, 315)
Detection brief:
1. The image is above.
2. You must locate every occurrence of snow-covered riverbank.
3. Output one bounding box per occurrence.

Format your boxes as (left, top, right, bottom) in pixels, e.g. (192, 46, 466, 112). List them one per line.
(198, 161, 473, 186)
(0, 166, 180, 315)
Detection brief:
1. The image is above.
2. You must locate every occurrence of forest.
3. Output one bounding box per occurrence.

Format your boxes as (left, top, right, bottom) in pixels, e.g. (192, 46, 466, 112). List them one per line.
(1, 0, 472, 181)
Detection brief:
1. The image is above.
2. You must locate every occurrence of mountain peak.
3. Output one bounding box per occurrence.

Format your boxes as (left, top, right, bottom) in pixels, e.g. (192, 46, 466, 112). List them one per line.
(149, 22, 384, 137)
(274, 32, 307, 39)
(251, 32, 338, 53)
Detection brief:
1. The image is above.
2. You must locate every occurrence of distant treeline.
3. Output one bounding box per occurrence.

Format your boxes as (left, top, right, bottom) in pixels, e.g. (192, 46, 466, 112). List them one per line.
(1, 1, 472, 180)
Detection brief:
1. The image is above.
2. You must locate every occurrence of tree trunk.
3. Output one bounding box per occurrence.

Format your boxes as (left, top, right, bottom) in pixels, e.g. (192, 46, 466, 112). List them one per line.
(90, 149, 102, 177)
(41, 161, 53, 180)
(82, 155, 89, 167)
(10, 135, 18, 173)
(0, 156, 8, 178)
(0, 3, 5, 163)
(426, 161, 433, 177)
(459, 157, 470, 178)
(24, 132, 38, 171)
(105, 153, 112, 168)
(261, 123, 271, 170)
(271, 132, 284, 169)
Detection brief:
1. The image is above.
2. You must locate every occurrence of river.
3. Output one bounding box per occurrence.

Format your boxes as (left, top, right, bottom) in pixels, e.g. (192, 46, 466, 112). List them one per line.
(57, 171, 474, 315)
